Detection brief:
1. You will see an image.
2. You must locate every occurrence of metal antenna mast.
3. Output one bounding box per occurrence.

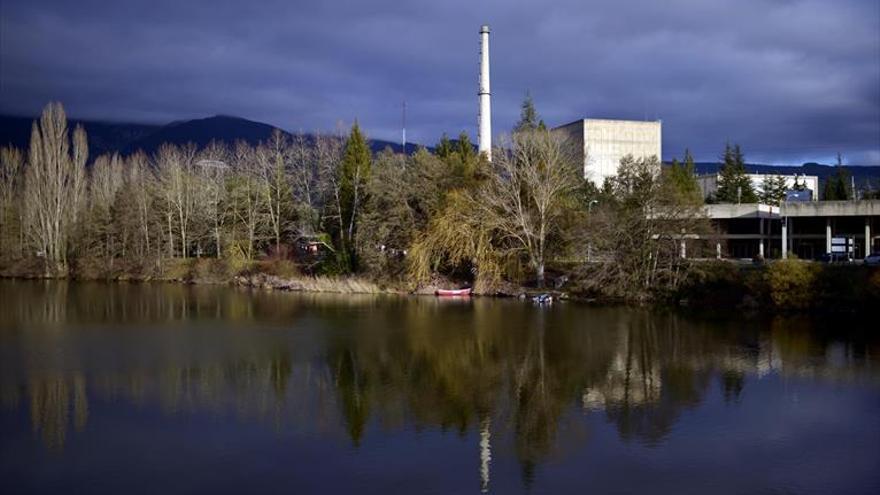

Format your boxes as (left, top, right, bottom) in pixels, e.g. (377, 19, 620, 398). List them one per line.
(402, 100, 407, 152)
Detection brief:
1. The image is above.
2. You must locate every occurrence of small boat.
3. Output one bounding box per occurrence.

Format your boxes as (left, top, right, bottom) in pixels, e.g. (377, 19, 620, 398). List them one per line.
(435, 288, 473, 297)
(532, 293, 553, 305)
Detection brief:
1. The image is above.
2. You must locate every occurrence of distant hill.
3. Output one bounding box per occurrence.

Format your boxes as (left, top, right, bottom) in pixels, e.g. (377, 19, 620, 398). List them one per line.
(0, 115, 159, 158)
(122, 115, 277, 154)
(0, 114, 421, 158)
(687, 161, 880, 189)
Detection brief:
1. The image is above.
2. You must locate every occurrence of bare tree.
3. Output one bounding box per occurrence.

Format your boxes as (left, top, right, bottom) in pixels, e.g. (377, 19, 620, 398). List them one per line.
(125, 152, 155, 259)
(156, 143, 197, 258)
(315, 132, 345, 247)
(23, 102, 88, 274)
(256, 130, 293, 254)
(580, 155, 709, 300)
(70, 125, 88, 229)
(0, 146, 25, 257)
(229, 141, 264, 261)
(478, 131, 580, 287)
(86, 153, 124, 259)
(289, 133, 320, 236)
(195, 142, 230, 258)
(410, 132, 579, 289)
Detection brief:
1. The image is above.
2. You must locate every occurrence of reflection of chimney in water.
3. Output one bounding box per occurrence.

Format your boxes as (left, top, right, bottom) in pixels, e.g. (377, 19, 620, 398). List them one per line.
(480, 416, 492, 493)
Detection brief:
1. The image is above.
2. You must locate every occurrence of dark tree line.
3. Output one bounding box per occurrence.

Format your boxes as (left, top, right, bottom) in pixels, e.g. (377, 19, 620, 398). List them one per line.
(1, 100, 710, 298)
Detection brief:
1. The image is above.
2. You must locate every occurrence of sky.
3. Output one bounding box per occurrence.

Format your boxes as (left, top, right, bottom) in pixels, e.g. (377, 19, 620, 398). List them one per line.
(1, 0, 878, 165)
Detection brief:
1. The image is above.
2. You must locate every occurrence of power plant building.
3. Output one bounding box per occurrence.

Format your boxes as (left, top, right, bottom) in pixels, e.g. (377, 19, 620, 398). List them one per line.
(696, 173, 819, 202)
(553, 118, 662, 184)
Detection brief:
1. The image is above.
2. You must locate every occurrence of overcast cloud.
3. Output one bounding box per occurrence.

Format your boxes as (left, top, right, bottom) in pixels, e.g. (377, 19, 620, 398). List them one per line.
(1, 0, 878, 164)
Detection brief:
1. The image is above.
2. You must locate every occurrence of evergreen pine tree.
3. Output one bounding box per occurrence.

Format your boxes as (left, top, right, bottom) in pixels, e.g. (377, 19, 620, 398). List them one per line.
(822, 175, 837, 200)
(456, 131, 475, 162)
(435, 133, 453, 159)
(514, 91, 541, 133)
(664, 150, 701, 203)
(435, 131, 477, 179)
(759, 175, 788, 206)
(823, 165, 851, 200)
(683, 148, 696, 177)
(338, 121, 372, 270)
(715, 143, 757, 203)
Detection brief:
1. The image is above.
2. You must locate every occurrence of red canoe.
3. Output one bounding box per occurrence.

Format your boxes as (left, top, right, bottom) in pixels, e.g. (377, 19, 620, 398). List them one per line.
(435, 288, 473, 297)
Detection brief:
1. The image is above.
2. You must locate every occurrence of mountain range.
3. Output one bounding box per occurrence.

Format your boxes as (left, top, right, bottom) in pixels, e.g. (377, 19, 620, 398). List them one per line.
(690, 162, 880, 187)
(1, 113, 878, 187)
(0, 114, 419, 158)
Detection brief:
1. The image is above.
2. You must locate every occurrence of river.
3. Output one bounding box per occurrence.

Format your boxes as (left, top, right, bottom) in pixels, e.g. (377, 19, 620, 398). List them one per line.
(0, 280, 878, 494)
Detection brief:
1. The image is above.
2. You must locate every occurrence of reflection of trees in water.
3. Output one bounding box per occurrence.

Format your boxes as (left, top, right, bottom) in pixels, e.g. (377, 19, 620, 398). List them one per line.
(2, 282, 878, 483)
(721, 370, 745, 403)
(581, 313, 718, 445)
(0, 280, 71, 326)
(0, 281, 358, 327)
(15, 375, 89, 452)
(3, 354, 339, 452)
(331, 349, 369, 446)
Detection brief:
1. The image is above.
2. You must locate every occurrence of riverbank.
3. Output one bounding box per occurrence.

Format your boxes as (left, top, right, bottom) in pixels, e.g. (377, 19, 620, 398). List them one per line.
(0, 256, 557, 297)
(672, 260, 880, 312)
(0, 256, 398, 294)
(2, 255, 878, 311)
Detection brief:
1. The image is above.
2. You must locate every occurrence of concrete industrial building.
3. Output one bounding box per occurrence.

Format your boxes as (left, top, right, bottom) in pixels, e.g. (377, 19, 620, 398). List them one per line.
(688, 200, 879, 260)
(553, 118, 662, 184)
(696, 173, 819, 202)
(469, 24, 876, 265)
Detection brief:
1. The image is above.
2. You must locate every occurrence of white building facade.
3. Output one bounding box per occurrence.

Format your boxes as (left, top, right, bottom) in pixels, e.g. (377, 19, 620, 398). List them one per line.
(553, 118, 662, 184)
(696, 173, 819, 201)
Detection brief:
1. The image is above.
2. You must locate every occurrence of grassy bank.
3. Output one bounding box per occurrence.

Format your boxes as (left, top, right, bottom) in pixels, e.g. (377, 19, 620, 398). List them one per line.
(3, 254, 878, 310)
(0, 256, 394, 295)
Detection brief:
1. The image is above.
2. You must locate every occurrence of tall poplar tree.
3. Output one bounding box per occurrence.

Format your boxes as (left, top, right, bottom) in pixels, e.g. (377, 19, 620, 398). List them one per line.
(23, 102, 88, 274)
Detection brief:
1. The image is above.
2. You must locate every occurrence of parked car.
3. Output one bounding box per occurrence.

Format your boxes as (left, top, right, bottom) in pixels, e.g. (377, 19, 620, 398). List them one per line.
(819, 252, 853, 263)
(865, 253, 880, 266)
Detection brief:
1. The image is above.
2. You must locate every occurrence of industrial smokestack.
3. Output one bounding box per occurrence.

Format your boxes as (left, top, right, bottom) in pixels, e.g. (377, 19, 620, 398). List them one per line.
(478, 24, 492, 161)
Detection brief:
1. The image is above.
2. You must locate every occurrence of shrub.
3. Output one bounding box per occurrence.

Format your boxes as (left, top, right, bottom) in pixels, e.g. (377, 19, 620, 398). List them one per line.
(161, 258, 191, 281)
(188, 258, 233, 284)
(764, 259, 818, 309)
(674, 261, 750, 307)
(255, 258, 299, 279)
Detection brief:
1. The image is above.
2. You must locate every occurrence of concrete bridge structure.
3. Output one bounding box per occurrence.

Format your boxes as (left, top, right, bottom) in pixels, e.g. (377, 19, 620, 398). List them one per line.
(697, 200, 879, 260)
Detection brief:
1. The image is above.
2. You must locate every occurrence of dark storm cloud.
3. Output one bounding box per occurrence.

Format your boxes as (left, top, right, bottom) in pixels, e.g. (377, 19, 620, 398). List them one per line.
(1, 0, 878, 164)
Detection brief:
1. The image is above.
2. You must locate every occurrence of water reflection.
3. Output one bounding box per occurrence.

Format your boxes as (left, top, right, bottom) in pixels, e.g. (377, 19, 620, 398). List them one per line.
(0, 281, 877, 491)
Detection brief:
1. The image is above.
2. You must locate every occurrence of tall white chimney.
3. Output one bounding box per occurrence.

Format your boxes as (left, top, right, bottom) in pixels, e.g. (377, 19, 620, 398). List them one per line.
(478, 24, 492, 161)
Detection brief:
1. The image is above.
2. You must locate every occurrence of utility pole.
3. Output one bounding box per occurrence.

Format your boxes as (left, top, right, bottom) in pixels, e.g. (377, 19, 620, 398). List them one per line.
(402, 100, 407, 152)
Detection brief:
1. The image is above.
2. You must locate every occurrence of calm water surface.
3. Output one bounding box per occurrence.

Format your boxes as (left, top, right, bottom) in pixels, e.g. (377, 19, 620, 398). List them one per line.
(1, 281, 878, 494)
